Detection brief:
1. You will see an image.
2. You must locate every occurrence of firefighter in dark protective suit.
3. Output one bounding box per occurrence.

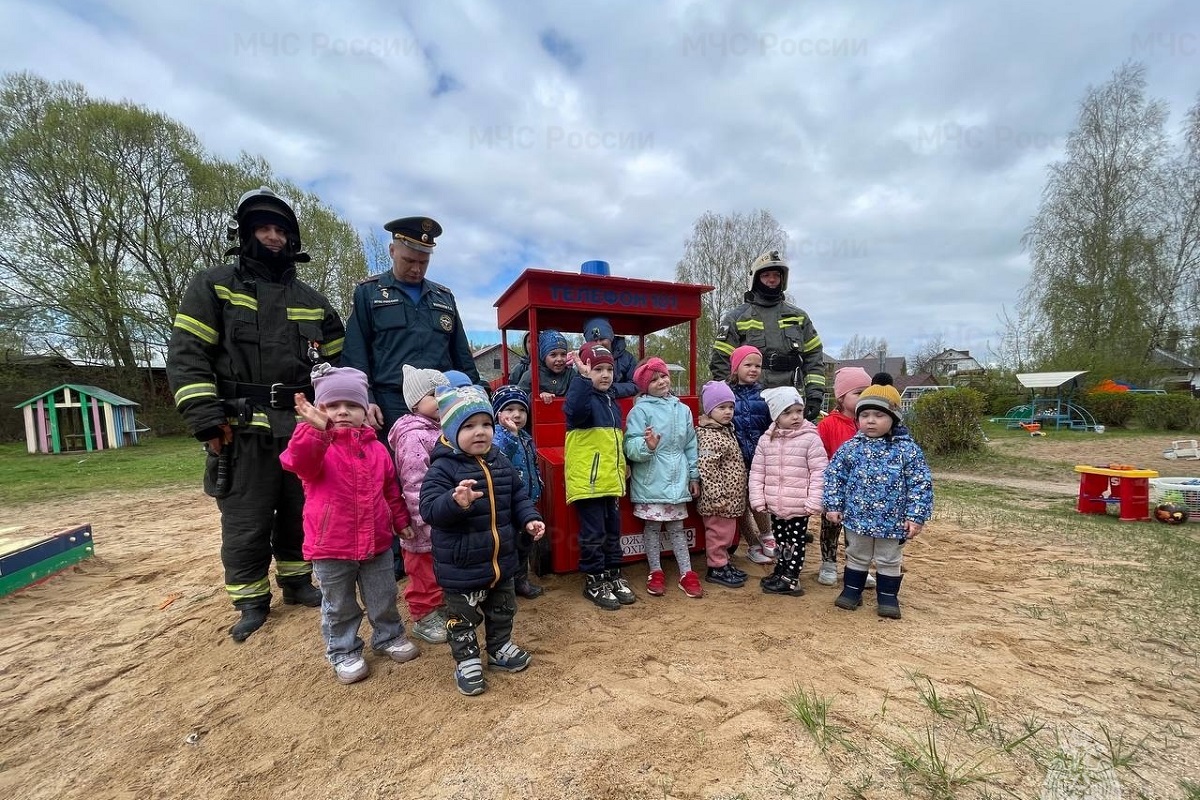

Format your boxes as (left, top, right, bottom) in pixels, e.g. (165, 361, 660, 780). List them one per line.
(167, 187, 346, 642)
(342, 216, 480, 436)
(709, 250, 827, 419)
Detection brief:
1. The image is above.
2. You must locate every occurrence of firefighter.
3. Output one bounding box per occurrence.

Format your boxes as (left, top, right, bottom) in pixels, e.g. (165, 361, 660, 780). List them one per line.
(342, 216, 480, 435)
(709, 250, 826, 419)
(167, 187, 346, 642)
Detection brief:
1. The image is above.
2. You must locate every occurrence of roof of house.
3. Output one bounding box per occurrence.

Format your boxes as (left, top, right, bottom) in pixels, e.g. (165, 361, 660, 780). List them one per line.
(833, 356, 908, 376)
(1015, 371, 1087, 389)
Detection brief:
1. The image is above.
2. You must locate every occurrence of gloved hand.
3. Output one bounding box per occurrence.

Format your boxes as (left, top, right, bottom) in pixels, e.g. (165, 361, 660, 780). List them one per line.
(803, 398, 823, 421)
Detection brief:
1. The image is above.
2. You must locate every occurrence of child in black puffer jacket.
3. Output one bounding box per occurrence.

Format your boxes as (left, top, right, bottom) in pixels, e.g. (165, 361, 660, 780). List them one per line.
(420, 386, 545, 696)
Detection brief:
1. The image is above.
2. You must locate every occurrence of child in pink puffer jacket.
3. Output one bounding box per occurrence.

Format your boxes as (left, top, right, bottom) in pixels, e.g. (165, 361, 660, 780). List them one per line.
(749, 386, 828, 597)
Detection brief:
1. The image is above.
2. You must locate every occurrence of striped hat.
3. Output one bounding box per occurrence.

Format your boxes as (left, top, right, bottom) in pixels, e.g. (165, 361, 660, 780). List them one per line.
(492, 384, 531, 416)
(436, 385, 494, 453)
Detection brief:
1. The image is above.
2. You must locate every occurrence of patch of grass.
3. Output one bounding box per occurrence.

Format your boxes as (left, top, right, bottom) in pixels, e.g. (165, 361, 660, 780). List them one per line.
(1179, 778, 1200, 799)
(0, 436, 201, 506)
(890, 725, 1005, 800)
(906, 670, 957, 718)
(783, 685, 844, 752)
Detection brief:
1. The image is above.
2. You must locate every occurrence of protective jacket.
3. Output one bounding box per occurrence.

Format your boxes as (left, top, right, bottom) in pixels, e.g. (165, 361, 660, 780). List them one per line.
(280, 423, 409, 562)
(420, 439, 541, 592)
(749, 420, 828, 519)
(710, 291, 825, 406)
(624, 394, 699, 505)
(563, 374, 626, 503)
(342, 273, 479, 401)
(167, 256, 345, 440)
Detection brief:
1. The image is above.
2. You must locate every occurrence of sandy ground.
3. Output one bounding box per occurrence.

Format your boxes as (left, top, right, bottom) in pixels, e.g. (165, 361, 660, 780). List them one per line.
(1, 431, 1198, 799)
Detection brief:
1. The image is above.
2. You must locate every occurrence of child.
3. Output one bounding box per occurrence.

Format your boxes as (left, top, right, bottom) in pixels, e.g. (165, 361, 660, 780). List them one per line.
(507, 332, 532, 386)
(823, 380, 934, 618)
(518, 329, 574, 403)
(581, 316, 637, 397)
(387, 364, 451, 644)
(624, 357, 702, 598)
(815, 367, 872, 587)
(419, 386, 546, 696)
(492, 385, 545, 599)
(564, 342, 635, 610)
(695, 380, 749, 588)
(749, 387, 828, 596)
(281, 364, 420, 685)
(728, 345, 776, 564)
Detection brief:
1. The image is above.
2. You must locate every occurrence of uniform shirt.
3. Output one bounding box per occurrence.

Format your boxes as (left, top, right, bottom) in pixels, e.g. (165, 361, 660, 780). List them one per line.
(342, 271, 480, 395)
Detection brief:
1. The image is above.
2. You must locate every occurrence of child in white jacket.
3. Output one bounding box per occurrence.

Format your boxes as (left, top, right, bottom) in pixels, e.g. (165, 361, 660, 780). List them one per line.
(749, 387, 828, 596)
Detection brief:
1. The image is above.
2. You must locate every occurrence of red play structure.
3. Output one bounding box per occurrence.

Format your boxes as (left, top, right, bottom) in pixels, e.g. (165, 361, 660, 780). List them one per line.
(494, 267, 714, 574)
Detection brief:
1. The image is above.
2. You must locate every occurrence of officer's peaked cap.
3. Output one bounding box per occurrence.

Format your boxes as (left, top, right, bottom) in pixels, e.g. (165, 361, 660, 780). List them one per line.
(386, 217, 442, 253)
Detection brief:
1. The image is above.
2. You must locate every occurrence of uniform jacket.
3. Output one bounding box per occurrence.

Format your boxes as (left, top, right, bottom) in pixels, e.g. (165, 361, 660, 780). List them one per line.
(419, 439, 542, 592)
(823, 431, 934, 540)
(517, 362, 575, 397)
(563, 374, 626, 502)
(710, 291, 825, 406)
(280, 423, 409, 562)
(732, 382, 772, 467)
(624, 394, 699, 504)
(749, 420, 828, 519)
(494, 425, 542, 505)
(167, 257, 345, 440)
(387, 412, 443, 553)
(817, 410, 858, 459)
(695, 415, 748, 518)
(342, 273, 479, 399)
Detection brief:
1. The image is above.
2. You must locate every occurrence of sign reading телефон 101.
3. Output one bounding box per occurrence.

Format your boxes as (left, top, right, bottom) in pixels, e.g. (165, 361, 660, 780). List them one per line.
(548, 284, 680, 311)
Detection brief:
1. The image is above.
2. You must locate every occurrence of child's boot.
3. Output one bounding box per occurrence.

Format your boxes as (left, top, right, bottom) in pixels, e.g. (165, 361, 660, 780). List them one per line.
(606, 569, 637, 605)
(583, 573, 620, 610)
(760, 573, 804, 596)
(835, 568, 868, 610)
(875, 573, 903, 618)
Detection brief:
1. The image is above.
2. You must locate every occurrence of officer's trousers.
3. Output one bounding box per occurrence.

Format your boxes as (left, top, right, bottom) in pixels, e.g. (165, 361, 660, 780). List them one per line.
(216, 433, 310, 608)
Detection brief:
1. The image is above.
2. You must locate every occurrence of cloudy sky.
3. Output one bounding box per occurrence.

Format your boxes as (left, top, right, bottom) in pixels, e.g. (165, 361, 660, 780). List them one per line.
(2, 0, 1198, 363)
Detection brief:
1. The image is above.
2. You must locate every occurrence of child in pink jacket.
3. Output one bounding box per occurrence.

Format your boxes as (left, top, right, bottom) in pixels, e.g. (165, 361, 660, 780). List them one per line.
(281, 364, 419, 685)
(388, 365, 451, 645)
(749, 387, 828, 596)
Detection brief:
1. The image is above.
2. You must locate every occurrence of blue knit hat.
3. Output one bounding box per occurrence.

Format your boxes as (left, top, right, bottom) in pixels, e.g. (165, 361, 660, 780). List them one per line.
(537, 329, 569, 358)
(443, 370, 474, 388)
(581, 317, 614, 343)
(436, 385, 494, 453)
(492, 385, 530, 416)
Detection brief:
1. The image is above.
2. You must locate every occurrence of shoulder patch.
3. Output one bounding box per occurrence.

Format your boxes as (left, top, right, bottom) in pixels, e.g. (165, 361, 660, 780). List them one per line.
(356, 273, 383, 286)
(427, 280, 451, 294)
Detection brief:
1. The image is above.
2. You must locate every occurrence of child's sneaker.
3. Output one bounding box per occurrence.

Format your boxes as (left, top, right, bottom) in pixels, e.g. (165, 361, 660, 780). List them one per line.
(759, 534, 777, 558)
(817, 561, 838, 586)
(727, 564, 748, 581)
(411, 610, 448, 644)
(607, 570, 637, 605)
(646, 570, 666, 596)
(704, 565, 745, 588)
(678, 570, 704, 598)
(334, 656, 369, 685)
(583, 573, 620, 610)
(455, 659, 487, 696)
(378, 637, 420, 664)
(760, 574, 805, 596)
(488, 641, 532, 672)
(747, 545, 774, 564)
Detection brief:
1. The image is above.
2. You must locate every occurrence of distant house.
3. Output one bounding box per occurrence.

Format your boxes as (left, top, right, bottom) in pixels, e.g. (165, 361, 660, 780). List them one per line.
(833, 355, 908, 379)
(472, 344, 523, 383)
(1148, 347, 1200, 392)
(927, 348, 984, 378)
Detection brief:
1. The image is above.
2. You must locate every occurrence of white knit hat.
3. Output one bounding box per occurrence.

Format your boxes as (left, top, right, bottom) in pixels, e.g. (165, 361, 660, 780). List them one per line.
(761, 386, 805, 422)
(402, 364, 449, 411)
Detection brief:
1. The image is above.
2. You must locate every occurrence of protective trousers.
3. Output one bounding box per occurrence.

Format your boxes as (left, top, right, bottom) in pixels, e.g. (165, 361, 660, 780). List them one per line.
(217, 433, 310, 608)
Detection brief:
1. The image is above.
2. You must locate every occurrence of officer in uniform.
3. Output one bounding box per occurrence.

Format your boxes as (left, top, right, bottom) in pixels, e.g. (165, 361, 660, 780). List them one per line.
(167, 187, 346, 642)
(709, 249, 827, 419)
(342, 216, 480, 434)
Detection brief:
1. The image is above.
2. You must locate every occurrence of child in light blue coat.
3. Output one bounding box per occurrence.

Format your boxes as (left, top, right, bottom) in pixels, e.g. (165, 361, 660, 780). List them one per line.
(624, 357, 702, 598)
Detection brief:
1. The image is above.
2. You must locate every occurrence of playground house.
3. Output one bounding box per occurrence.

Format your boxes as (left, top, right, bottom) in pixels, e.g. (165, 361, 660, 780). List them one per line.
(15, 384, 146, 454)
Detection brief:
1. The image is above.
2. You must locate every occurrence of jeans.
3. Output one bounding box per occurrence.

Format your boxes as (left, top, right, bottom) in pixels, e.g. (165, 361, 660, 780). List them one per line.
(313, 550, 405, 665)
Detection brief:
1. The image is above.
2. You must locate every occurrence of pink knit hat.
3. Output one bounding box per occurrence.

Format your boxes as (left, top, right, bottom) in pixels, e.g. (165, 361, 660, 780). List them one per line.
(833, 367, 871, 400)
(730, 345, 761, 374)
(311, 364, 369, 410)
(633, 357, 669, 394)
(700, 380, 735, 414)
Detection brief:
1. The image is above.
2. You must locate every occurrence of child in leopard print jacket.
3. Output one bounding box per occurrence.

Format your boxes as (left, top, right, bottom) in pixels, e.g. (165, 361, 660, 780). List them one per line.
(695, 381, 749, 588)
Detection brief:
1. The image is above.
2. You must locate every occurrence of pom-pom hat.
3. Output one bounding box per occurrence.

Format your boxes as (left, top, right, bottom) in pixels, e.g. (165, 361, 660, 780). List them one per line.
(856, 383, 903, 425)
(436, 385, 494, 453)
(492, 384, 531, 416)
(402, 364, 449, 411)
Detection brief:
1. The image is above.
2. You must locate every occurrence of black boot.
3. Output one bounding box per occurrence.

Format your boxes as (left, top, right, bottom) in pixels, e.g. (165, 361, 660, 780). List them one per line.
(514, 576, 545, 599)
(606, 569, 637, 605)
(278, 576, 322, 607)
(582, 573, 620, 610)
(760, 574, 804, 596)
(229, 602, 270, 642)
(876, 573, 903, 619)
(836, 568, 868, 610)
